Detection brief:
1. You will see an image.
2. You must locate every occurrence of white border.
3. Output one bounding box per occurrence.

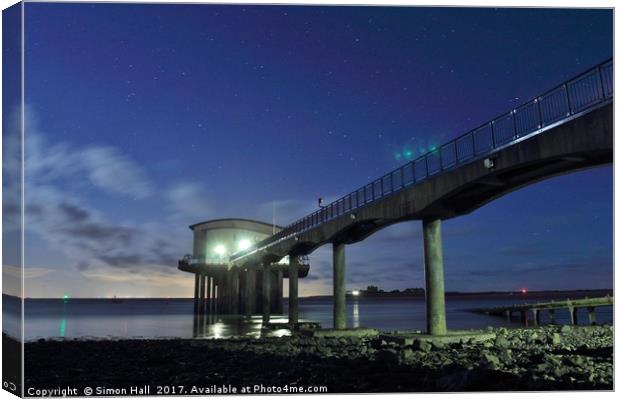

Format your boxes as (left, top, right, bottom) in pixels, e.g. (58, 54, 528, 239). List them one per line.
(0, 2, 616, 399)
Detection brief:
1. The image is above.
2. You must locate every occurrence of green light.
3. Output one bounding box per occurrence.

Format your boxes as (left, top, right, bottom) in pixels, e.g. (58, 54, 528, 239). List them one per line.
(429, 145, 437, 152)
(59, 318, 66, 338)
(394, 153, 402, 160)
(63, 294, 70, 300)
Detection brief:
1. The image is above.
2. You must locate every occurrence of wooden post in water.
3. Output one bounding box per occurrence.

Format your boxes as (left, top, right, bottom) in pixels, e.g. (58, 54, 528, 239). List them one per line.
(531, 309, 540, 326)
(568, 306, 577, 325)
(587, 307, 596, 325)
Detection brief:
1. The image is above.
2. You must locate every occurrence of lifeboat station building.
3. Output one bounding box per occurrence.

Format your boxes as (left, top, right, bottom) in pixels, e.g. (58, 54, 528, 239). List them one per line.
(178, 219, 310, 322)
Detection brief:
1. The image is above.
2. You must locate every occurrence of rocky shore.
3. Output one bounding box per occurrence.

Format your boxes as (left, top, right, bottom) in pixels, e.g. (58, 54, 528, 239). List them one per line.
(23, 324, 612, 393)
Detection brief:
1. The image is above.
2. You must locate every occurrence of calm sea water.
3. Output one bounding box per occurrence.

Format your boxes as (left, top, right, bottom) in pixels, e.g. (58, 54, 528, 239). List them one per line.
(2, 294, 613, 341)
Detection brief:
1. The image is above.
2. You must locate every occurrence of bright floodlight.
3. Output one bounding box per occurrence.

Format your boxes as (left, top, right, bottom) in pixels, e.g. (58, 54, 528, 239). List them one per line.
(214, 244, 226, 256)
(238, 239, 252, 251)
(352, 290, 361, 296)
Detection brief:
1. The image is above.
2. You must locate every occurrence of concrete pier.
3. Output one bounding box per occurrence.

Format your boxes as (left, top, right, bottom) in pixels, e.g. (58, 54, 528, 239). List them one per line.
(333, 242, 346, 330)
(288, 256, 299, 324)
(262, 264, 271, 324)
(468, 296, 611, 327)
(245, 269, 256, 316)
(422, 219, 447, 335)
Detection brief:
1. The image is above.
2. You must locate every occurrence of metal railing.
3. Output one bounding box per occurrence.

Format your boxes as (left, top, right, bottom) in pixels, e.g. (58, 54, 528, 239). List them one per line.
(183, 254, 310, 266)
(231, 59, 613, 262)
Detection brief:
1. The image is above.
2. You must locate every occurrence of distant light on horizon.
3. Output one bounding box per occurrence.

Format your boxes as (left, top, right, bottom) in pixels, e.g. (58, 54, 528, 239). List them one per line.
(351, 290, 361, 296)
(520, 288, 528, 294)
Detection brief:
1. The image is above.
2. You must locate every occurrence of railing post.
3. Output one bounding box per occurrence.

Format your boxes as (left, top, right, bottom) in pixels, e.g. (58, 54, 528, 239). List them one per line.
(597, 66, 605, 100)
(535, 97, 543, 128)
(564, 84, 572, 116)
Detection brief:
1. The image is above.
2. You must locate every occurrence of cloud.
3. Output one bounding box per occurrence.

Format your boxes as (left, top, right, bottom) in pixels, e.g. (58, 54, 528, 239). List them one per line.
(80, 147, 153, 199)
(81, 268, 193, 288)
(3, 265, 54, 279)
(21, 108, 152, 200)
(57, 202, 90, 222)
(165, 182, 210, 219)
(3, 106, 202, 281)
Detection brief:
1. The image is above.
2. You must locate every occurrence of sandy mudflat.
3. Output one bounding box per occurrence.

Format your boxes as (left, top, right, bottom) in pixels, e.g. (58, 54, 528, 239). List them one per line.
(20, 324, 613, 394)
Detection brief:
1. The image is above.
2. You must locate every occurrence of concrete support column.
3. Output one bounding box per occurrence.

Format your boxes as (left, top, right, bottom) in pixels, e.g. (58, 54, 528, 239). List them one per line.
(213, 274, 222, 313)
(333, 242, 346, 330)
(548, 309, 556, 324)
(230, 268, 240, 314)
(568, 307, 577, 325)
(245, 269, 256, 316)
(223, 271, 230, 314)
(262, 264, 271, 324)
(214, 283, 219, 314)
(422, 219, 447, 335)
(198, 273, 206, 315)
(520, 310, 527, 325)
(587, 307, 596, 325)
(205, 276, 211, 314)
(288, 256, 299, 324)
(274, 270, 284, 314)
(193, 274, 200, 315)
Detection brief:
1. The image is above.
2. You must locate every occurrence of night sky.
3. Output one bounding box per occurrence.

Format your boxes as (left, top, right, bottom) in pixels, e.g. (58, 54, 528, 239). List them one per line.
(6, 3, 613, 297)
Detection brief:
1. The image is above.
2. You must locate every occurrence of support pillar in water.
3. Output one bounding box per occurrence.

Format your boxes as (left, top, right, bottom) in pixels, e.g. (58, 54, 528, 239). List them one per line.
(422, 219, 447, 335)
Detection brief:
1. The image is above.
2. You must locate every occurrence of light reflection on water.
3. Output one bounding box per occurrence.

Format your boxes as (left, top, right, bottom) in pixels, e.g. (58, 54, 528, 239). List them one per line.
(3, 295, 613, 341)
(192, 314, 291, 339)
(352, 301, 360, 328)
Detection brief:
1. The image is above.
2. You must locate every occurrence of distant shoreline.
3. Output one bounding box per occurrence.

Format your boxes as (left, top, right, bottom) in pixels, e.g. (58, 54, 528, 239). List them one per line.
(3, 289, 613, 301)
